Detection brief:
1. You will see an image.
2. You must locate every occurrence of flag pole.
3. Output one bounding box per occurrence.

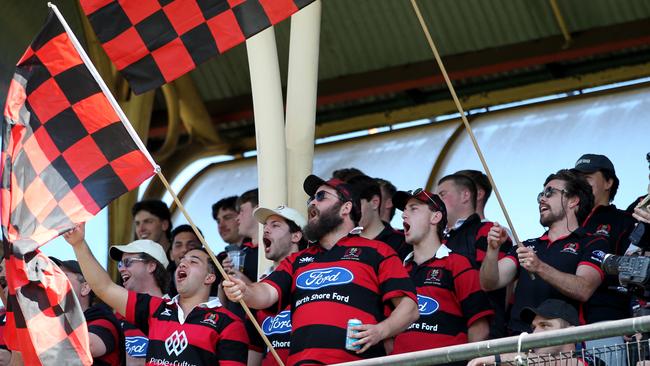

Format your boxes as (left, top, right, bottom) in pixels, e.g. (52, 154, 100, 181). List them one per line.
(408, 1, 528, 252)
(47, 4, 285, 364)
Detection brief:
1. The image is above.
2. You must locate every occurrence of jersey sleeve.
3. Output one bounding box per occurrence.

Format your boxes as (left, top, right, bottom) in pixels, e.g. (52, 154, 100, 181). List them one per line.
(216, 310, 249, 366)
(125, 291, 162, 335)
(377, 252, 417, 304)
(578, 236, 609, 280)
(262, 256, 295, 312)
(451, 254, 495, 326)
(87, 317, 118, 355)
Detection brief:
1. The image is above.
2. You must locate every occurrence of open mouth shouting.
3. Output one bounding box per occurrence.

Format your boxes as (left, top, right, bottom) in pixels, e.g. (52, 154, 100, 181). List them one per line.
(176, 269, 188, 283)
(263, 237, 272, 253)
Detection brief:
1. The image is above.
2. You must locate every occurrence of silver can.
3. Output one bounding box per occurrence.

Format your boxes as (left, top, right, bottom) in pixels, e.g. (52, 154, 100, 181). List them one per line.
(345, 318, 362, 351)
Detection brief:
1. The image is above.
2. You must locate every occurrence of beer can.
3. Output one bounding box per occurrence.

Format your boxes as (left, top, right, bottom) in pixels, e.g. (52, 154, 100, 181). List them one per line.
(345, 318, 362, 351)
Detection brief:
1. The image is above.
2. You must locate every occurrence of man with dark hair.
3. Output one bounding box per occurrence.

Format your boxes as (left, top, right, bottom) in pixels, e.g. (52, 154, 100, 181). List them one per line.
(572, 153, 638, 359)
(109, 239, 170, 365)
(437, 173, 511, 338)
(331, 167, 365, 182)
(132, 200, 172, 253)
(391, 189, 492, 360)
(481, 169, 609, 334)
(168, 225, 203, 297)
(212, 196, 244, 247)
(455, 169, 492, 221)
(51, 258, 125, 366)
(223, 174, 418, 365)
(376, 178, 397, 223)
(348, 175, 409, 259)
(64, 224, 248, 365)
(247, 205, 307, 366)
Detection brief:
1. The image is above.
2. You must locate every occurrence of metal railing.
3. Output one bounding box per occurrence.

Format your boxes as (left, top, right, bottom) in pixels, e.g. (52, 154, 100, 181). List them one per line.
(334, 315, 650, 366)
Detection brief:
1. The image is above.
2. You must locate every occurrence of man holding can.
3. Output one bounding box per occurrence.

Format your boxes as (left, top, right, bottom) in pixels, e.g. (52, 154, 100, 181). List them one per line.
(223, 174, 418, 365)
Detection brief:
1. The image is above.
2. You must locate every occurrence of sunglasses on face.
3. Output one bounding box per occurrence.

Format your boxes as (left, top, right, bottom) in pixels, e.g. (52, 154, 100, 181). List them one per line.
(537, 186, 567, 203)
(408, 188, 442, 211)
(307, 190, 342, 205)
(117, 257, 146, 269)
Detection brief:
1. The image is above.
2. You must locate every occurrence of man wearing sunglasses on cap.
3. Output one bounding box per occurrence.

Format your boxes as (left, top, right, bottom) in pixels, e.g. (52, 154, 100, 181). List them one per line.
(223, 174, 418, 366)
(64, 223, 248, 366)
(391, 188, 493, 360)
(481, 169, 609, 335)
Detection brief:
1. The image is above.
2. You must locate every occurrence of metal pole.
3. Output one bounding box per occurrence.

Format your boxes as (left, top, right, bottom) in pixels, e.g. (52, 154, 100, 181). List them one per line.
(334, 316, 650, 366)
(246, 28, 286, 277)
(285, 0, 321, 216)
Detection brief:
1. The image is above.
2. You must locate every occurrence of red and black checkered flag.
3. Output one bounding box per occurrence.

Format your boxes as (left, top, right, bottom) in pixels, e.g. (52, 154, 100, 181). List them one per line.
(1, 9, 155, 365)
(81, 0, 316, 94)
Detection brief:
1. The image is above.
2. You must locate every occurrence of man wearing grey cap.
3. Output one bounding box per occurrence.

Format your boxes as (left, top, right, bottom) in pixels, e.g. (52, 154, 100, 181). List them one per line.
(109, 238, 169, 365)
(246, 205, 306, 366)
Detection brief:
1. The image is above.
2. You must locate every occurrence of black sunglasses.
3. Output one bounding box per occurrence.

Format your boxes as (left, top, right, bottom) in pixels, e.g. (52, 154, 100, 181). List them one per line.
(536, 186, 567, 203)
(307, 190, 342, 205)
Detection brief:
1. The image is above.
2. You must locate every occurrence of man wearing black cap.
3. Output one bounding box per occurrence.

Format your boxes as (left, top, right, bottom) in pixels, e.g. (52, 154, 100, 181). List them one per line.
(391, 189, 492, 359)
(481, 169, 609, 334)
(51, 258, 125, 366)
(469, 299, 603, 365)
(223, 174, 418, 365)
(573, 154, 638, 357)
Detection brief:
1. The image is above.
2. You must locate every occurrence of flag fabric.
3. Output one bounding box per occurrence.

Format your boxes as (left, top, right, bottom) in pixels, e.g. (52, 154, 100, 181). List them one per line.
(1, 9, 155, 365)
(80, 0, 317, 94)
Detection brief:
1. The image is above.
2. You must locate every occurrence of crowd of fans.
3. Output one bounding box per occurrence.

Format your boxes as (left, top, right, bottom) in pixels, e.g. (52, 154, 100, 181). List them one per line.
(0, 152, 649, 366)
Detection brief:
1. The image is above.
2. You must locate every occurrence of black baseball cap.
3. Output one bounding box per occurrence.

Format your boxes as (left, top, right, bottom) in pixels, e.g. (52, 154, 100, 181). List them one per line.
(520, 299, 579, 326)
(574, 154, 615, 174)
(304, 175, 356, 202)
(50, 257, 82, 275)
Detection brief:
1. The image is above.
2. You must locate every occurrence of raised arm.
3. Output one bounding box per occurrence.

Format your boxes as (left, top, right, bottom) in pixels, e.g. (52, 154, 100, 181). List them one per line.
(480, 223, 517, 290)
(63, 223, 129, 316)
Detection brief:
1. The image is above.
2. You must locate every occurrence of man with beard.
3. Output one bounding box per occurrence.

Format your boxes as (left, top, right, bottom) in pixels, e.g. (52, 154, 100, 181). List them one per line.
(480, 169, 609, 334)
(64, 223, 248, 365)
(247, 205, 306, 366)
(223, 175, 418, 365)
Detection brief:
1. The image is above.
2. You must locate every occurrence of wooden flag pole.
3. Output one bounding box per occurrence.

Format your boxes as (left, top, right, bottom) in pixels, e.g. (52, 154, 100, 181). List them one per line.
(48, 4, 285, 364)
(408, 1, 529, 260)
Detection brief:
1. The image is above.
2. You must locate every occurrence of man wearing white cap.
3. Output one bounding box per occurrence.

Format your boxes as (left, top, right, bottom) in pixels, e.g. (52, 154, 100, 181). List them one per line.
(109, 238, 169, 366)
(248, 205, 306, 366)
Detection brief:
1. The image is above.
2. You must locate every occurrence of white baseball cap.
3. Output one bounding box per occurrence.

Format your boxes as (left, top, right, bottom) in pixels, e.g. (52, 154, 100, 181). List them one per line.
(110, 239, 169, 268)
(253, 205, 306, 228)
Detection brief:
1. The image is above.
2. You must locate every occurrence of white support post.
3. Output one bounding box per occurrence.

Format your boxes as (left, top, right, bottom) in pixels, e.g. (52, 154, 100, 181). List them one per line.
(285, 1, 322, 216)
(246, 28, 287, 277)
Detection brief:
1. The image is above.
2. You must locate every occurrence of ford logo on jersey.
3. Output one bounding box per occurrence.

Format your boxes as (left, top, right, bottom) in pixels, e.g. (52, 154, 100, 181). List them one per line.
(125, 336, 148, 357)
(296, 267, 354, 290)
(262, 310, 292, 335)
(417, 295, 439, 315)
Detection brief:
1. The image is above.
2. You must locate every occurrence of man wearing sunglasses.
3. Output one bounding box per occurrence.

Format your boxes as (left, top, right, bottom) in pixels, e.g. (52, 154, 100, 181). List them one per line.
(64, 223, 248, 366)
(480, 169, 609, 334)
(391, 189, 492, 360)
(223, 174, 418, 365)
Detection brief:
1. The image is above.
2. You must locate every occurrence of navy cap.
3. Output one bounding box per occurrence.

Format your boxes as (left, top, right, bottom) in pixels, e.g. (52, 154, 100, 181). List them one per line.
(520, 299, 579, 326)
(50, 257, 82, 275)
(574, 154, 615, 174)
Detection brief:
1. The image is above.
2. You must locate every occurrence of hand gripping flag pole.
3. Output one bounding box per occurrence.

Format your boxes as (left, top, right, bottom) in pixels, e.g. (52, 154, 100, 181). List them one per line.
(408, 1, 532, 277)
(47, 4, 286, 365)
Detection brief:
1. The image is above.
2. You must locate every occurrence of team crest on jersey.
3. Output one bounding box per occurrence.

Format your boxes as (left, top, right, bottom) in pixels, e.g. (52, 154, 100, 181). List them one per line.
(201, 312, 218, 326)
(299, 256, 314, 264)
(160, 308, 172, 317)
(424, 268, 443, 285)
(595, 224, 611, 236)
(561, 242, 580, 255)
(342, 247, 362, 260)
(165, 330, 188, 356)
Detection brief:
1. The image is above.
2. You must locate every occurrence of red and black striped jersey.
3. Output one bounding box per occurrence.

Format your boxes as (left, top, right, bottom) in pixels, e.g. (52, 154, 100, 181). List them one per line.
(251, 306, 292, 366)
(263, 234, 417, 366)
(393, 245, 493, 354)
(116, 313, 149, 359)
(505, 229, 609, 333)
(85, 303, 124, 366)
(124, 292, 248, 366)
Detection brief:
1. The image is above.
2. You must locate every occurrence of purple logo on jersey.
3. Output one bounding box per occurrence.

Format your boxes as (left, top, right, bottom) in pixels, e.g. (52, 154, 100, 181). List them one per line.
(125, 336, 148, 358)
(262, 310, 292, 335)
(417, 295, 439, 316)
(296, 267, 354, 290)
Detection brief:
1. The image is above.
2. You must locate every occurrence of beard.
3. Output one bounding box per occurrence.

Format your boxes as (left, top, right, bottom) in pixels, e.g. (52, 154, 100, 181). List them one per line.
(539, 207, 564, 227)
(304, 202, 344, 242)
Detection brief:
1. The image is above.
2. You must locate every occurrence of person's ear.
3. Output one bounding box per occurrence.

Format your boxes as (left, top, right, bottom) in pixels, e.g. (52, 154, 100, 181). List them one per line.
(204, 272, 216, 285)
(162, 220, 170, 232)
(290, 231, 303, 245)
(430, 211, 443, 226)
(370, 195, 381, 211)
(340, 201, 352, 216)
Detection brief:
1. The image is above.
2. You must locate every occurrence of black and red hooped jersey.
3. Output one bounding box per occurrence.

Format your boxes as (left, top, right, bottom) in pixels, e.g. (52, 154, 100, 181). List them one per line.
(392, 245, 493, 354)
(505, 229, 609, 333)
(116, 313, 149, 359)
(251, 306, 292, 366)
(263, 234, 417, 366)
(85, 304, 123, 366)
(125, 292, 248, 366)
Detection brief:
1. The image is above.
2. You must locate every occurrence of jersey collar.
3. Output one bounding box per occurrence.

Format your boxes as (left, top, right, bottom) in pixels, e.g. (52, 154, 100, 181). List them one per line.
(166, 296, 222, 324)
(404, 244, 452, 265)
